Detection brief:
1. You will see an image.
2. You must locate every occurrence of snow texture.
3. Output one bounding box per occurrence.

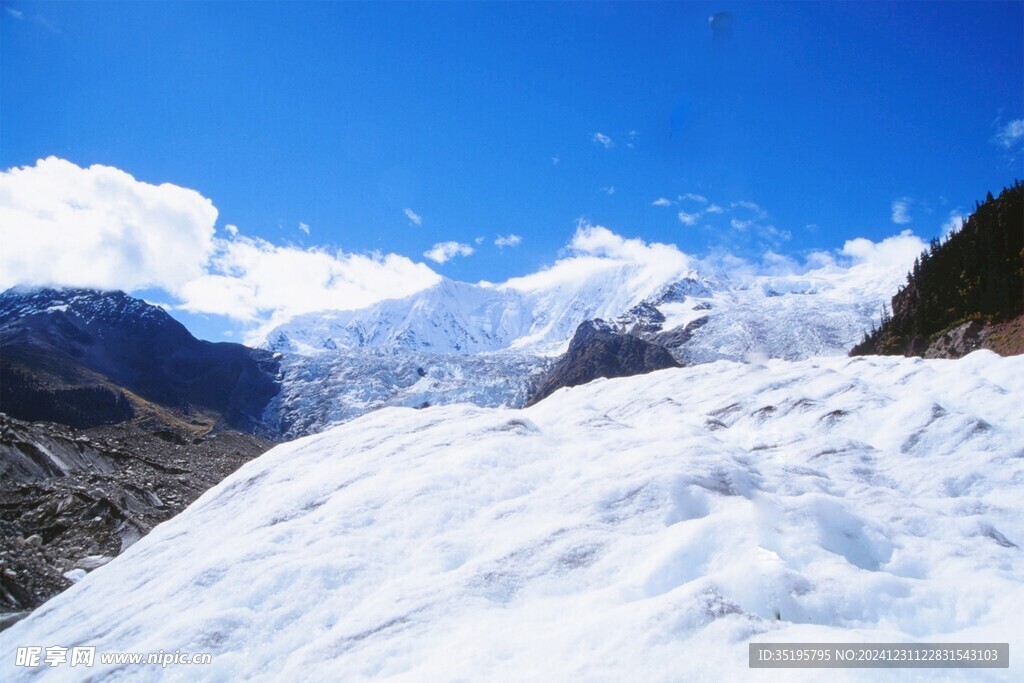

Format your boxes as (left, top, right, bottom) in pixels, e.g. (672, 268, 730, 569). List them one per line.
(263, 257, 905, 437)
(3, 351, 1022, 682)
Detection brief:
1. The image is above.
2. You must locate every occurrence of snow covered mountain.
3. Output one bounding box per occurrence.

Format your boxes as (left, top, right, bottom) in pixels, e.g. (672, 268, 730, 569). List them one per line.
(260, 232, 913, 438)
(4, 351, 1021, 681)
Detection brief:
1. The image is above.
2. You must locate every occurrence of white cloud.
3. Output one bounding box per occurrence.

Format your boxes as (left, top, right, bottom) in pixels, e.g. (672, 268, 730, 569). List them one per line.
(0, 157, 441, 342)
(891, 198, 912, 225)
(761, 224, 792, 242)
(730, 218, 753, 231)
(731, 200, 767, 218)
(678, 211, 700, 226)
(404, 208, 422, 225)
(5, 8, 24, 19)
(494, 234, 522, 248)
(600, 186, 615, 195)
(994, 119, 1024, 148)
(839, 229, 926, 273)
(652, 198, 672, 207)
(474, 236, 485, 245)
(180, 237, 440, 342)
(592, 132, 614, 149)
(705, 204, 724, 214)
(941, 210, 965, 239)
(551, 156, 560, 165)
(699, 229, 926, 299)
(0, 157, 217, 293)
(298, 222, 310, 235)
(504, 225, 694, 300)
(679, 193, 708, 204)
(424, 241, 474, 264)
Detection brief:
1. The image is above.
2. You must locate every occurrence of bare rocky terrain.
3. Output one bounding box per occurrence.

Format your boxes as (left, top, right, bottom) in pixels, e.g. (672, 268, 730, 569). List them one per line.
(0, 413, 272, 628)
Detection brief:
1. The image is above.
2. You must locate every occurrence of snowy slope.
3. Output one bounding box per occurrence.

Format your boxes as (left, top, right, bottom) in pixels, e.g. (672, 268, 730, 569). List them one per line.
(4, 351, 1022, 682)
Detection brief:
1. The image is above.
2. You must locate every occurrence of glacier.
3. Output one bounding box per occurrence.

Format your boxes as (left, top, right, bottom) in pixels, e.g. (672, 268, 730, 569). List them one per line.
(3, 351, 1022, 682)
(262, 237, 913, 438)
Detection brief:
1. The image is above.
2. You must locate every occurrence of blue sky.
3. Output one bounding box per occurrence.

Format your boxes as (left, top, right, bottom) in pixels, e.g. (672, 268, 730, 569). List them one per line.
(2, 1, 1022, 341)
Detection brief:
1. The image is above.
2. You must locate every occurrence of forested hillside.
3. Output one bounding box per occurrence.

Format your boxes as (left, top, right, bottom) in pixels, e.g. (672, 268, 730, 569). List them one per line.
(851, 181, 1023, 357)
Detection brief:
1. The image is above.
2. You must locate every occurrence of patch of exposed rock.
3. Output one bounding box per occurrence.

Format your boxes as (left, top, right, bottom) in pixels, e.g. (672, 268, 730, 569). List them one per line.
(0, 413, 271, 622)
(527, 321, 680, 405)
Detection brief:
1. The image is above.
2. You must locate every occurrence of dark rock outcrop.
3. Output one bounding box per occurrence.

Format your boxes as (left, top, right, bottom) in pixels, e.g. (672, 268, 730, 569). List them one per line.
(0, 287, 280, 436)
(527, 320, 680, 405)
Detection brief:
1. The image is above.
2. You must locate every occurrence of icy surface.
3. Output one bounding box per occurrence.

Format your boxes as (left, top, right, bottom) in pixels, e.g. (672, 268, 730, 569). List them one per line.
(267, 349, 551, 439)
(4, 351, 1023, 682)
(263, 258, 906, 436)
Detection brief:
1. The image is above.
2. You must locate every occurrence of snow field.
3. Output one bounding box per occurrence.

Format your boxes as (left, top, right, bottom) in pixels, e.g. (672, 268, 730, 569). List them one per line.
(3, 351, 1022, 682)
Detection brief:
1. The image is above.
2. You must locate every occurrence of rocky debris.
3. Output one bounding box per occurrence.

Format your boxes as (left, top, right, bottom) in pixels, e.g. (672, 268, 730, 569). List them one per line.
(527, 321, 680, 405)
(0, 413, 272, 621)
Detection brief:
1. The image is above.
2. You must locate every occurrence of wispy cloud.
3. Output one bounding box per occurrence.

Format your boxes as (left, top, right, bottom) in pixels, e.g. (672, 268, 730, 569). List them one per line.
(941, 210, 965, 239)
(551, 156, 560, 165)
(730, 218, 753, 231)
(298, 222, 310, 235)
(679, 193, 708, 204)
(891, 198, 912, 225)
(994, 119, 1024, 149)
(424, 241, 474, 264)
(731, 200, 767, 219)
(404, 208, 422, 226)
(652, 198, 672, 207)
(761, 224, 792, 242)
(705, 203, 724, 214)
(4, 7, 60, 33)
(494, 234, 522, 248)
(626, 130, 637, 149)
(224, 224, 239, 237)
(678, 211, 700, 226)
(600, 186, 615, 195)
(592, 132, 614, 149)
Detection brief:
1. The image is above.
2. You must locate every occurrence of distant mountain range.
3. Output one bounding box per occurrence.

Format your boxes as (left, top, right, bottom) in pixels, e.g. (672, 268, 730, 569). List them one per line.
(0, 220, 949, 444)
(261, 253, 904, 437)
(0, 287, 280, 436)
